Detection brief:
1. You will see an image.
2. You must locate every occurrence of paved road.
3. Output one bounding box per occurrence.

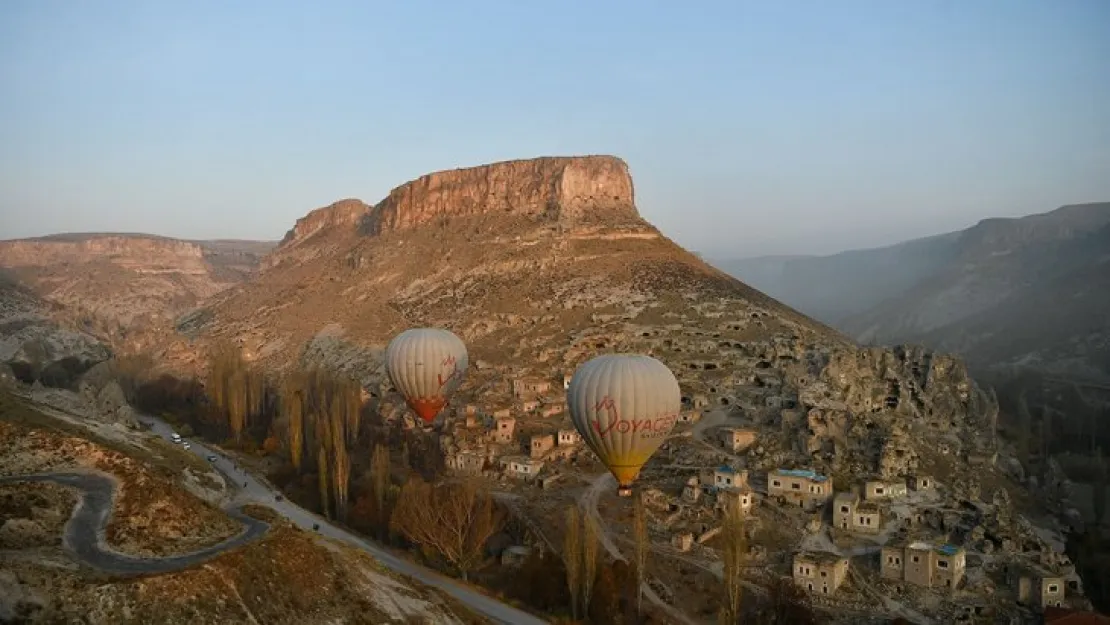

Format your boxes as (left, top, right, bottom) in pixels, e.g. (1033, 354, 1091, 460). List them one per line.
(142, 417, 547, 625)
(0, 471, 269, 575)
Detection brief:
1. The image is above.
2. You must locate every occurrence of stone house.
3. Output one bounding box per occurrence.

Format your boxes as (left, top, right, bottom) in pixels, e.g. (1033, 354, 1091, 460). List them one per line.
(505, 457, 544, 480)
(909, 474, 934, 491)
(493, 417, 516, 444)
(541, 404, 565, 418)
(767, 468, 833, 511)
(1009, 563, 1066, 609)
(864, 479, 908, 500)
(530, 434, 555, 459)
(557, 429, 580, 446)
(562, 373, 573, 389)
(520, 399, 539, 413)
(714, 466, 748, 490)
(832, 492, 882, 534)
(671, 532, 694, 553)
(676, 411, 700, 424)
(881, 542, 966, 589)
(682, 477, 701, 503)
(492, 408, 512, 420)
(720, 428, 757, 453)
(793, 552, 849, 596)
(716, 486, 755, 516)
(447, 450, 487, 475)
(512, 378, 551, 397)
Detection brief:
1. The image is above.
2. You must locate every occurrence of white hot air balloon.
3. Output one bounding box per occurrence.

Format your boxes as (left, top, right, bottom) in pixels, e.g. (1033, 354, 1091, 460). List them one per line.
(385, 328, 469, 425)
(567, 354, 682, 496)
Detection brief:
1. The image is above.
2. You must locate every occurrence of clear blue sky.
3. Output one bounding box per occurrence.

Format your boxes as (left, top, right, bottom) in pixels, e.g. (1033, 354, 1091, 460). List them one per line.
(2, 0, 1108, 256)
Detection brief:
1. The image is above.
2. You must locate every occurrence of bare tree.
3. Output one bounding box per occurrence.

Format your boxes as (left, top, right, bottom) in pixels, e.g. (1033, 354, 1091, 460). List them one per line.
(582, 514, 599, 616)
(719, 497, 746, 625)
(1094, 447, 1107, 530)
(633, 492, 648, 617)
(564, 506, 582, 621)
(282, 375, 306, 472)
(391, 477, 504, 581)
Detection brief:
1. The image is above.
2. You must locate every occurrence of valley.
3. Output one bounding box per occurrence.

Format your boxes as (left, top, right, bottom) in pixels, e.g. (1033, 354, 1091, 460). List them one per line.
(2, 156, 1107, 624)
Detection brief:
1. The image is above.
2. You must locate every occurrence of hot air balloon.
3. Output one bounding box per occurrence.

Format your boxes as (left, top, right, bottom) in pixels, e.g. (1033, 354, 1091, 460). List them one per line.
(385, 328, 469, 425)
(567, 354, 681, 497)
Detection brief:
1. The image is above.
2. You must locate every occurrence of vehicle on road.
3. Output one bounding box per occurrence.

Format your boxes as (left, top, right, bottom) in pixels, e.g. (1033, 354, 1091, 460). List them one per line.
(275, 495, 284, 501)
(182, 442, 191, 450)
(207, 455, 217, 462)
(170, 433, 181, 442)
(313, 523, 320, 531)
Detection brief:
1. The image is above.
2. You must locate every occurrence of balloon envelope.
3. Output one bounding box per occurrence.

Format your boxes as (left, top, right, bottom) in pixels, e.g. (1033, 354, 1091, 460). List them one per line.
(385, 328, 469, 424)
(567, 354, 681, 493)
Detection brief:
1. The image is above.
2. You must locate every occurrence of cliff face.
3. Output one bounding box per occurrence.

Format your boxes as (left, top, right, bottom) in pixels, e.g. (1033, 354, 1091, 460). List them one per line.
(363, 155, 639, 235)
(0, 236, 209, 275)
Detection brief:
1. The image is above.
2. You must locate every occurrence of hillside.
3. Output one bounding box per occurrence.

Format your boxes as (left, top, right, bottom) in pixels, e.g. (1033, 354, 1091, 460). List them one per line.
(173, 155, 851, 384)
(715, 202, 1110, 383)
(0, 234, 276, 355)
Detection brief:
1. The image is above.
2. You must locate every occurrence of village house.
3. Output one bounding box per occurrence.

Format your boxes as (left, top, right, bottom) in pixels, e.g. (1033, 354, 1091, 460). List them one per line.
(767, 468, 833, 511)
(493, 417, 516, 444)
(714, 466, 748, 490)
(678, 410, 702, 424)
(682, 477, 701, 503)
(446, 450, 486, 475)
(1008, 562, 1067, 609)
(793, 552, 849, 596)
(492, 408, 512, 420)
(530, 434, 555, 459)
(716, 486, 756, 516)
(504, 456, 544, 481)
(520, 399, 540, 413)
(512, 378, 551, 397)
(864, 479, 908, 500)
(881, 542, 966, 590)
(671, 532, 694, 553)
(832, 492, 882, 534)
(558, 429, 580, 446)
(563, 373, 573, 389)
(541, 403, 564, 418)
(908, 474, 934, 491)
(719, 428, 757, 453)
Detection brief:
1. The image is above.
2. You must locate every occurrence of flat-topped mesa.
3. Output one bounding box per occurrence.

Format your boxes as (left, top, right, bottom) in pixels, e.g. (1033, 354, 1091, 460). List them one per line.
(0, 236, 208, 274)
(279, 199, 372, 248)
(362, 155, 639, 235)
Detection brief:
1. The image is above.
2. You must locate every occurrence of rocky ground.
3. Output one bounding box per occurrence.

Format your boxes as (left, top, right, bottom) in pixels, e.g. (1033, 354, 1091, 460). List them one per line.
(0, 517, 482, 625)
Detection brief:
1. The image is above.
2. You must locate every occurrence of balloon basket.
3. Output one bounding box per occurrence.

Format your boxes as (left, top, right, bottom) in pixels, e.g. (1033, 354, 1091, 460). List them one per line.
(617, 486, 633, 498)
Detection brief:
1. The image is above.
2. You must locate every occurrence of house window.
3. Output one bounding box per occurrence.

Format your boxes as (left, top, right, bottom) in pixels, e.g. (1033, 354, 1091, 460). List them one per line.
(937, 560, 948, 569)
(1048, 584, 1059, 594)
(912, 556, 920, 563)
(820, 571, 827, 577)
(840, 506, 849, 513)
(772, 480, 781, 488)
(791, 483, 801, 490)
(875, 487, 885, 495)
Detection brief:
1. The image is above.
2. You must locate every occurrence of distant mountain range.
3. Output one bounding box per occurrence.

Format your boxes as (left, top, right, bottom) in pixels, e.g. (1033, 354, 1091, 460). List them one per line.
(713, 202, 1110, 384)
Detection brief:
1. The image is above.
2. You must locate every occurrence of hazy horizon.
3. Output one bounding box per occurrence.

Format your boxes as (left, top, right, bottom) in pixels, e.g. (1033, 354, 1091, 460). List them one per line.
(2, 0, 1109, 257)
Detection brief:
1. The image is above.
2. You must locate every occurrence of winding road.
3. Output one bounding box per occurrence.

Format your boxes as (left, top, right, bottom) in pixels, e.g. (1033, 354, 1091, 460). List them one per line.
(0, 471, 269, 575)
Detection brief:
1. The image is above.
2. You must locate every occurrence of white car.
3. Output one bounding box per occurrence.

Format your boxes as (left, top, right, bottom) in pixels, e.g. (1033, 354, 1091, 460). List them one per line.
(182, 442, 191, 450)
(171, 433, 181, 442)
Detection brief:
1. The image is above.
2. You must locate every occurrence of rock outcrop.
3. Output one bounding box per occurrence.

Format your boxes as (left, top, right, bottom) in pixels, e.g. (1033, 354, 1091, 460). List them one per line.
(363, 155, 639, 235)
(0, 280, 110, 384)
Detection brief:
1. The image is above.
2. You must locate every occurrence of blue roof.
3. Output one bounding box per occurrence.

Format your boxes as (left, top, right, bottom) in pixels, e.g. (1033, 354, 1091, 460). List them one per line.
(717, 466, 736, 474)
(775, 468, 829, 482)
(936, 544, 961, 556)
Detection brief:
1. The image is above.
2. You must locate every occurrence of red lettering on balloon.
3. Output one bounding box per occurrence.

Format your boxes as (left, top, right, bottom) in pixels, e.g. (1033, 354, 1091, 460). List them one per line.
(591, 413, 680, 439)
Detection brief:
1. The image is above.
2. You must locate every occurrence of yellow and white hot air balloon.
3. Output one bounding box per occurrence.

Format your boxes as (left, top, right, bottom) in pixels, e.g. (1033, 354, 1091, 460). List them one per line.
(567, 354, 681, 497)
(385, 328, 469, 425)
